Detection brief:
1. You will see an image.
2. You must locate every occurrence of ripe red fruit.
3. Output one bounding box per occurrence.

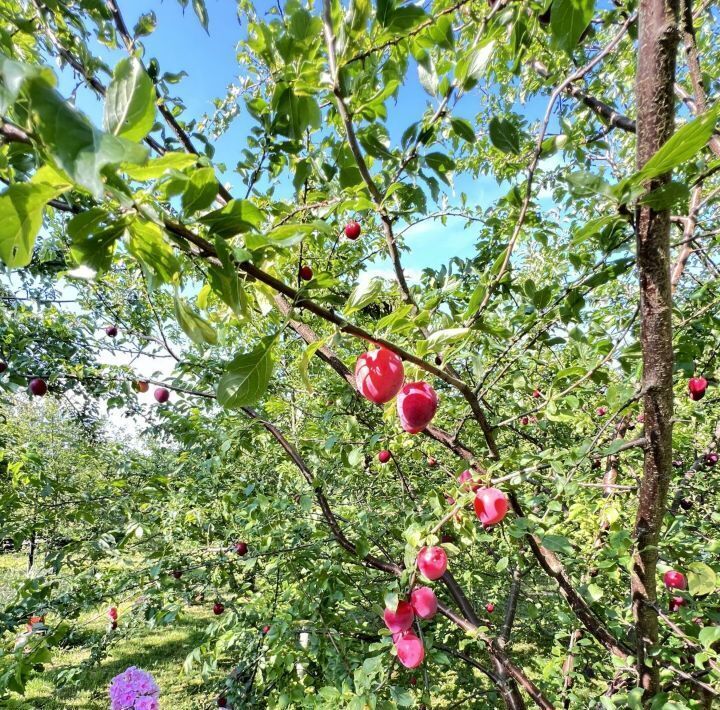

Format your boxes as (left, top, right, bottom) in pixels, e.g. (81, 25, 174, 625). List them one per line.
(596, 406, 608, 416)
(111, 621, 118, 630)
(669, 596, 687, 612)
(154, 387, 170, 403)
(172, 569, 183, 579)
(355, 349, 405, 404)
(485, 603, 495, 613)
(397, 382, 438, 434)
(378, 450, 391, 464)
(688, 376, 708, 401)
(299, 265, 313, 281)
(213, 602, 225, 615)
(262, 625, 270, 634)
(410, 586, 437, 620)
(105, 325, 118, 338)
(410, 677, 417, 686)
(0, 361, 7, 373)
(458, 470, 480, 492)
(134, 380, 149, 393)
(473, 488, 509, 526)
(427, 456, 438, 467)
(344, 220, 361, 240)
(521, 416, 529, 426)
(234, 541, 248, 556)
(705, 452, 719, 467)
(217, 695, 228, 708)
(29, 378, 47, 396)
(417, 546, 447, 580)
(108, 607, 118, 621)
(663, 570, 687, 590)
(532, 389, 541, 398)
(383, 600, 415, 633)
(394, 630, 425, 669)
(440, 533, 454, 544)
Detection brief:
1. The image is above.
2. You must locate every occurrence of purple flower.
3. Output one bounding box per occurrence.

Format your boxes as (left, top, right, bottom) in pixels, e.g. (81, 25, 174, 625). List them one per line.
(108, 667, 159, 709)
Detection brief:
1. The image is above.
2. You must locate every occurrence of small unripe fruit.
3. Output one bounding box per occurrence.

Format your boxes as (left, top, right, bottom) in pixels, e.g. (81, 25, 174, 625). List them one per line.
(410, 677, 417, 686)
(705, 452, 719, 467)
(213, 602, 225, 615)
(669, 596, 687, 612)
(262, 625, 270, 634)
(473, 488, 509, 526)
(485, 603, 495, 613)
(355, 349, 405, 404)
(521, 416, 529, 426)
(378, 450, 391, 464)
(383, 600, 415, 633)
(105, 325, 118, 338)
(688, 376, 708, 401)
(397, 382, 438, 434)
(344, 221, 361, 240)
(591, 459, 601, 470)
(440, 533, 454, 544)
(532, 389, 541, 398)
(134, 380, 149, 393)
(299, 265, 313, 281)
(111, 621, 118, 630)
(427, 456, 438, 467)
(394, 631, 424, 668)
(417, 546, 447, 580)
(663, 570, 687, 590)
(434, 355, 442, 366)
(29, 378, 47, 396)
(0, 361, 7, 373)
(154, 387, 170, 403)
(234, 541, 248, 556)
(172, 569, 183, 579)
(596, 406, 608, 416)
(637, 413, 645, 423)
(410, 586, 437, 620)
(108, 607, 118, 621)
(679, 498, 693, 511)
(217, 695, 228, 708)
(672, 459, 683, 469)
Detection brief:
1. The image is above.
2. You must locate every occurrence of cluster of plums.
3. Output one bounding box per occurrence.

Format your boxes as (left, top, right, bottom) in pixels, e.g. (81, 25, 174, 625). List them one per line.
(355, 348, 438, 434)
(664, 569, 689, 612)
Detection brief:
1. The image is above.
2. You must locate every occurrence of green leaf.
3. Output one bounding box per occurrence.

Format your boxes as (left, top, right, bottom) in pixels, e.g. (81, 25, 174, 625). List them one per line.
(698, 625, 720, 649)
(687, 562, 717, 596)
(426, 328, 470, 351)
(193, 0, 209, 32)
(489, 117, 521, 154)
(384, 591, 399, 612)
(133, 11, 157, 38)
(174, 295, 217, 346)
(450, 117, 476, 143)
(24, 76, 148, 197)
(299, 339, 325, 392)
(104, 58, 156, 142)
(345, 277, 385, 315)
(0, 165, 72, 268)
(126, 219, 180, 284)
(551, 0, 595, 55)
(425, 151, 456, 184)
(638, 181, 689, 210)
(246, 220, 331, 250)
(181, 167, 218, 213)
(587, 583, 603, 601)
(198, 199, 264, 238)
(217, 338, 276, 408)
(637, 107, 720, 182)
(123, 152, 197, 180)
(68, 208, 125, 273)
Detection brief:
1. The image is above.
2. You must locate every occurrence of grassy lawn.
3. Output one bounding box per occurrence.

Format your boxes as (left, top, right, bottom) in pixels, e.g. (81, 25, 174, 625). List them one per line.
(1, 555, 215, 709)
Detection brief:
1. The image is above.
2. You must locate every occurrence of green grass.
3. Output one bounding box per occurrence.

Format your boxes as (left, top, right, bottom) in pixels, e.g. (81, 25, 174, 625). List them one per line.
(1, 555, 215, 709)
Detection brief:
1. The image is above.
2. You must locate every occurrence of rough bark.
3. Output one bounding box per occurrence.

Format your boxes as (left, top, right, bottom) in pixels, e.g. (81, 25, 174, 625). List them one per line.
(632, 0, 679, 697)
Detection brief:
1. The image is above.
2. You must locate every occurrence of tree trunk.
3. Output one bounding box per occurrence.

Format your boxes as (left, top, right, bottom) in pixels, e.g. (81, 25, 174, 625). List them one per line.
(632, 0, 680, 698)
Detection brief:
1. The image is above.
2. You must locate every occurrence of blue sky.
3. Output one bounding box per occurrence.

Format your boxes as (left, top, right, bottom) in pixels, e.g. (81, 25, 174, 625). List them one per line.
(59, 0, 553, 273)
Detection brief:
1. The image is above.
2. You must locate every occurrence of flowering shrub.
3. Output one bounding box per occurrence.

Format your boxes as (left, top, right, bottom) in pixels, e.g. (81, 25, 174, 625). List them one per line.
(108, 667, 159, 710)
